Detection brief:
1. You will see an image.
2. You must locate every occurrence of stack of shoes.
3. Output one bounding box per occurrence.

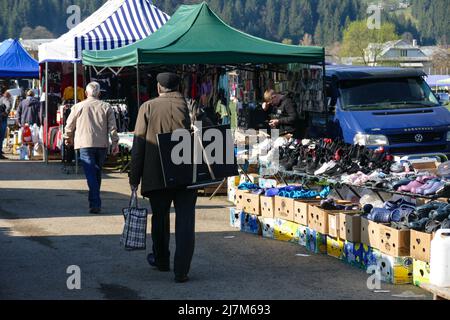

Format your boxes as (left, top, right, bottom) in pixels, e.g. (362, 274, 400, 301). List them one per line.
(366, 198, 416, 224)
(387, 201, 450, 233)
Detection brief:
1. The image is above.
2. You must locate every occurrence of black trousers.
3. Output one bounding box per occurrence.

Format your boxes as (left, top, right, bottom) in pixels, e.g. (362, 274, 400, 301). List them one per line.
(148, 188, 198, 276)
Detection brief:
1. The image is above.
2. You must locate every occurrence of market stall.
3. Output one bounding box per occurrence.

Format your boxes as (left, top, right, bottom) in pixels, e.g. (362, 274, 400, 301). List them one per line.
(82, 2, 325, 169)
(0, 39, 39, 79)
(226, 133, 450, 288)
(0, 39, 40, 158)
(38, 0, 169, 164)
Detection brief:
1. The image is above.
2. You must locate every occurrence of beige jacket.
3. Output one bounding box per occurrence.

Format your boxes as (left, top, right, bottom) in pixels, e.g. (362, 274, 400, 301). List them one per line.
(64, 97, 119, 150)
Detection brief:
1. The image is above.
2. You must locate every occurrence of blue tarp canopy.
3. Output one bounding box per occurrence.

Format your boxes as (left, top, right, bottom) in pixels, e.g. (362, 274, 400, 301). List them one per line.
(0, 39, 39, 78)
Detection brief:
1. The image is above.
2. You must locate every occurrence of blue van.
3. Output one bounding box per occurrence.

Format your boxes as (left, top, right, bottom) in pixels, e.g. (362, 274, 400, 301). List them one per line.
(322, 66, 450, 155)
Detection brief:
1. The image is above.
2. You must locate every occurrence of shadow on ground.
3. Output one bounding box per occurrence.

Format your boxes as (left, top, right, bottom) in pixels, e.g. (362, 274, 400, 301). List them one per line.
(0, 226, 432, 301)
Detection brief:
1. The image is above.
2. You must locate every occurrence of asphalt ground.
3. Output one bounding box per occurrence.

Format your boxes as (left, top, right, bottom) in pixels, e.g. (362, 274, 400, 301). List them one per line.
(0, 159, 431, 300)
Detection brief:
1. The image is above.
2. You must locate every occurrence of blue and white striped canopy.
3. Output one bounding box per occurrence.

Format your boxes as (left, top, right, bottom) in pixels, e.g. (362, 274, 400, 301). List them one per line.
(39, 0, 169, 63)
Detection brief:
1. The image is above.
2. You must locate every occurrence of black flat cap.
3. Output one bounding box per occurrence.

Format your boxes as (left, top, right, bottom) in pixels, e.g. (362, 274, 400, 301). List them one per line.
(157, 72, 180, 90)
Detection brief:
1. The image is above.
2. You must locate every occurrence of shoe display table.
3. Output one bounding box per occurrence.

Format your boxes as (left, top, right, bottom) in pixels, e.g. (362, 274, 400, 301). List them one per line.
(276, 169, 450, 203)
(420, 283, 450, 300)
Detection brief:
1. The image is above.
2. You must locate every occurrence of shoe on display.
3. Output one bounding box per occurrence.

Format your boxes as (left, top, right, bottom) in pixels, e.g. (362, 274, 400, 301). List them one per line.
(367, 208, 392, 223)
(314, 161, 336, 176)
(398, 180, 424, 193)
(413, 180, 437, 195)
(423, 181, 445, 196)
(409, 217, 430, 231)
(416, 202, 446, 219)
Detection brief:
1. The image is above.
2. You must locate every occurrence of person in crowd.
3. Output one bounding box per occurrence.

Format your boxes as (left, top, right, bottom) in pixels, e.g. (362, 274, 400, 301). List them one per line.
(64, 82, 119, 214)
(129, 72, 197, 284)
(262, 89, 300, 137)
(16, 90, 41, 127)
(0, 87, 13, 159)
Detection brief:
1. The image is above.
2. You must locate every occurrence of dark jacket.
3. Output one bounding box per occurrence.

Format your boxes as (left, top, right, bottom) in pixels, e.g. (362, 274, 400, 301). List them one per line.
(269, 96, 299, 136)
(129, 92, 191, 195)
(17, 97, 41, 126)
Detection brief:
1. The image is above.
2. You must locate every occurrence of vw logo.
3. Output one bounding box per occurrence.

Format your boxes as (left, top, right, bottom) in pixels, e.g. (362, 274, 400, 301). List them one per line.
(415, 134, 424, 143)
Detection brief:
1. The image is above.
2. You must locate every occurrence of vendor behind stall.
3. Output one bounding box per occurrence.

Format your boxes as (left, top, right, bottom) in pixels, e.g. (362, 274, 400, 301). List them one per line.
(16, 90, 41, 127)
(0, 87, 13, 158)
(262, 89, 300, 137)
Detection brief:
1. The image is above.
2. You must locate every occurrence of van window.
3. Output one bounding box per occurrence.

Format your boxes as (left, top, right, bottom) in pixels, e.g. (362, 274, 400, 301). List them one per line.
(339, 77, 439, 110)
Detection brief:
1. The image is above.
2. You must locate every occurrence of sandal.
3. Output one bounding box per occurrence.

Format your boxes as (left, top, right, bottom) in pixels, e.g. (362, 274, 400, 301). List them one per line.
(425, 220, 442, 234)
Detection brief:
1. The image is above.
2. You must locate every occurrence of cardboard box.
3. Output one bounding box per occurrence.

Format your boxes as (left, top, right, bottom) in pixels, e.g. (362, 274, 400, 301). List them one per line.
(229, 208, 241, 229)
(227, 186, 237, 204)
(343, 241, 365, 268)
(410, 230, 433, 263)
(411, 159, 439, 175)
(235, 190, 249, 210)
(274, 196, 295, 222)
(306, 227, 327, 254)
(308, 201, 354, 234)
(297, 225, 308, 247)
(260, 196, 275, 218)
(240, 212, 261, 235)
(328, 213, 340, 238)
(308, 205, 330, 234)
(228, 176, 240, 188)
(362, 246, 382, 270)
(294, 200, 320, 226)
(242, 192, 261, 215)
(379, 225, 410, 257)
(361, 218, 381, 249)
(274, 219, 300, 243)
(339, 213, 362, 243)
(259, 217, 275, 239)
(327, 236, 345, 260)
(413, 259, 430, 287)
(377, 254, 413, 285)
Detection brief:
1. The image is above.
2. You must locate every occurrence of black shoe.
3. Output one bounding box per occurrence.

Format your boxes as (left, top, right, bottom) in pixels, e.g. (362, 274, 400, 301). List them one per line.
(147, 253, 170, 272)
(174, 275, 190, 283)
(89, 208, 101, 214)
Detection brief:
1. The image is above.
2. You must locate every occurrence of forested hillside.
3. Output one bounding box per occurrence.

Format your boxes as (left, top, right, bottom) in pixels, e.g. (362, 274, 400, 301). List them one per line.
(0, 0, 447, 46)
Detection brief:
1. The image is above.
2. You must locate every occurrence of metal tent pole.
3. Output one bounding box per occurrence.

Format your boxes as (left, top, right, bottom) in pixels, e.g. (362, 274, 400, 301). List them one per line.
(137, 65, 141, 108)
(74, 63, 79, 174)
(44, 62, 49, 164)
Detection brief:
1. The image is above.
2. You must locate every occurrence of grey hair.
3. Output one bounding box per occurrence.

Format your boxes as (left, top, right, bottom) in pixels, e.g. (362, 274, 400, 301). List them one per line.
(157, 83, 174, 94)
(86, 82, 101, 98)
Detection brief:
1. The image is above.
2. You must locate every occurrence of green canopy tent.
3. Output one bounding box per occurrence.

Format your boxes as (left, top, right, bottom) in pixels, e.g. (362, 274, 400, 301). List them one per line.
(82, 2, 325, 67)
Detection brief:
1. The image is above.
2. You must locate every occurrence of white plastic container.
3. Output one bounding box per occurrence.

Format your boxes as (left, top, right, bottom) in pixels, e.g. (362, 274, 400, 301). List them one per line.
(430, 229, 450, 287)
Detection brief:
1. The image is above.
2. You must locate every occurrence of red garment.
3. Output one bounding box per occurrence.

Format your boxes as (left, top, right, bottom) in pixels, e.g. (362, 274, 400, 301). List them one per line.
(191, 73, 198, 99)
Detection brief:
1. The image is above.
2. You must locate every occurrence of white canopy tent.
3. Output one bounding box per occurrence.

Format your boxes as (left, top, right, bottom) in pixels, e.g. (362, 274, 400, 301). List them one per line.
(38, 0, 169, 163)
(38, 0, 169, 63)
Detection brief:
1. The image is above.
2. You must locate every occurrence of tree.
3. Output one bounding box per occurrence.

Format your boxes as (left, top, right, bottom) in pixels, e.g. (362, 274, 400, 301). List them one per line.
(300, 33, 313, 46)
(431, 48, 450, 75)
(402, 32, 414, 43)
(20, 26, 54, 39)
(340, 20, 398, 65)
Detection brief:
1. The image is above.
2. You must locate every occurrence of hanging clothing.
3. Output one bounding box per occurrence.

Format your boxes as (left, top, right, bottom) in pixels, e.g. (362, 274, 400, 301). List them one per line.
(63, 86, 86, 101)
